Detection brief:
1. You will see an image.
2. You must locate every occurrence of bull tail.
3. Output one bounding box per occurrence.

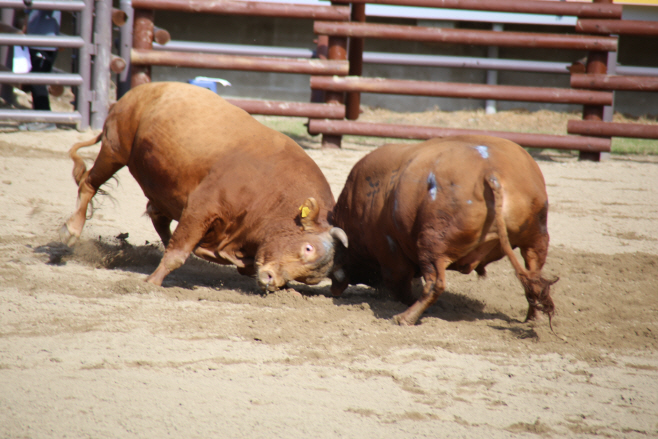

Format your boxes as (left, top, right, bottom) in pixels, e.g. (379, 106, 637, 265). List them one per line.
(485, 173, 556, 329)
(69, 133, 102, 186)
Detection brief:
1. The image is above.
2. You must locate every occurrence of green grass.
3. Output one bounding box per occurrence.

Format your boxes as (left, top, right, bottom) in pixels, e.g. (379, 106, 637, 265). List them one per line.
(254, 116, 309, 138)
(611, 137, 658, 155)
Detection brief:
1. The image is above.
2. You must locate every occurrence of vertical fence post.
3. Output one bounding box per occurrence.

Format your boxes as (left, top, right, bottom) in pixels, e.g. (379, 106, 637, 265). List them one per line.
(345, 2, 365, 121)
(310, 34, 328, 103)
(321, 34, 347, 148)
(0, 8, 15, 105)
(485, 23, 503, 114)
(77, 0, 94, 130)
(91, 0, 113, 129)
(131, 8, 154, 87)
(579, 0, 612, 161)
(118, 0, 134, 98)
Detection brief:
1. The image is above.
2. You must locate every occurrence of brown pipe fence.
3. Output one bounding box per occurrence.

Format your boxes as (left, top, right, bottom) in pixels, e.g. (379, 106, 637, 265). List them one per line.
(310, 76, 614, 106)
(345, 0, 623, 19)
(129, 0, 349, 120)
(125, 0, 658, 159)
(313, 21, 618, 51)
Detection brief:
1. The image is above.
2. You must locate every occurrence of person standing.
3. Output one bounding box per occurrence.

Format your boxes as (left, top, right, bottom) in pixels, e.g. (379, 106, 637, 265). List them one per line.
(26, 9, 61, 111)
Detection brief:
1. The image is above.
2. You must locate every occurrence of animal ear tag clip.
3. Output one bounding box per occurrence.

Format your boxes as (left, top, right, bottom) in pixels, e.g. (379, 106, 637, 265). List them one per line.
(299, 197, 320, 231)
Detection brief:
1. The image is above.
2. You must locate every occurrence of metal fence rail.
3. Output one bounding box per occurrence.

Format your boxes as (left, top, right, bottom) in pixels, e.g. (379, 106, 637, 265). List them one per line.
(0, 0, 101, 129)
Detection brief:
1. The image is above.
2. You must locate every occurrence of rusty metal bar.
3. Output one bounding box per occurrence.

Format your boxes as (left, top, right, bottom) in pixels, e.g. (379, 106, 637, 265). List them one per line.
(130, 0, 350, 20)
(346, 0, 622, 19)
(314, 21, 617, 51)
(112, 8, 128, 26)
(571, 74, 658, 92)
(131, 9, 154, 87)
(226, 99, 345, 119)
(321, 23, 348, 149)
(110, 55, 127, 74)
(580, 9, 610, 164)
(131, 48, 349, 75)
(346, 3, 365, 121)
(307, 119, 611, 152)
(568, 120, 658, 139)
(310, 76, 613, 106)
(576, 19, 658, 36)
(153, 26, 171, 45)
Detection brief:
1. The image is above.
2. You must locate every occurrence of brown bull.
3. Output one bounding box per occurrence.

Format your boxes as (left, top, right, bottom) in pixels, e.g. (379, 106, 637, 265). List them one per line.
(60, 82, 347, 290)
(330, 135, 558, 326)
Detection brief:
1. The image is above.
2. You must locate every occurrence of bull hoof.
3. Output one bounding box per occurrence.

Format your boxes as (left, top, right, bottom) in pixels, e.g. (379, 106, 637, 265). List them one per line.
(392, 313, 413, 326)
(59, 224, 78, 247)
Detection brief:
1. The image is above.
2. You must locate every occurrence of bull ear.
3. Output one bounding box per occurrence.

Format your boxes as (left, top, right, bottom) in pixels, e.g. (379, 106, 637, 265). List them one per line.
(299, 197, 320, 230)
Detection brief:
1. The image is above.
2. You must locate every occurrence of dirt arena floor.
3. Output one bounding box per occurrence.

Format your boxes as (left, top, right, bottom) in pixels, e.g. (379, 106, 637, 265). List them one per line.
(0, 111, 657, 438)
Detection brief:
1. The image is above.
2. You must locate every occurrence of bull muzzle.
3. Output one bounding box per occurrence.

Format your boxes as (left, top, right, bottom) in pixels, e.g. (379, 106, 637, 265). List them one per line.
(257, 267, 285, 292)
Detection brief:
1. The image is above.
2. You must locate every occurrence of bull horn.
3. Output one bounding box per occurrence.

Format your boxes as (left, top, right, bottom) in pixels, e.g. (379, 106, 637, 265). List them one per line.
(330, 227, 348, 248)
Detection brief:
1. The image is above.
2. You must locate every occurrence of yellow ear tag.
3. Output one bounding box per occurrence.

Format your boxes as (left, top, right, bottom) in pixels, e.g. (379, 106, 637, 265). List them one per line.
(300, 206, 310, 218)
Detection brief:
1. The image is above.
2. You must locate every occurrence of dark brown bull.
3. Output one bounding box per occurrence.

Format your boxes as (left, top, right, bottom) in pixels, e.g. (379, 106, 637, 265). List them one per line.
(330, 135, 558, 326)
(60, 82, 347, 290)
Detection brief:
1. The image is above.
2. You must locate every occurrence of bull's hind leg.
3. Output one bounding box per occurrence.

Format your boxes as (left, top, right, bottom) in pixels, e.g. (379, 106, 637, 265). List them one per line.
(393, 257, 448, 326)
(146, 202, 173, 247)
(60, 136, 127, 246)
(519, 234, 558, 322)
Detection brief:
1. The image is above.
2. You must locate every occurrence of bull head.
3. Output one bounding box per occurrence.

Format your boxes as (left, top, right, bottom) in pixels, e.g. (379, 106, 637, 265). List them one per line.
(256, 197, 348, 292)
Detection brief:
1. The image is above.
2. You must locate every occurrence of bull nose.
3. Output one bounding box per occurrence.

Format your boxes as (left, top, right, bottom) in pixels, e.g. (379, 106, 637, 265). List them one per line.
(258, 268, 276, 290)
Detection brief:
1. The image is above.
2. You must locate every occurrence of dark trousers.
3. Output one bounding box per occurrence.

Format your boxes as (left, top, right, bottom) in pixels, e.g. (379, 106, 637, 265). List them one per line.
(28, 49, 57, 111)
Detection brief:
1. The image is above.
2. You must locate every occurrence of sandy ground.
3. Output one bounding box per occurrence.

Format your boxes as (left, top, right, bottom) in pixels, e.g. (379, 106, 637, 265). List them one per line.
(0, 118, 657, 438)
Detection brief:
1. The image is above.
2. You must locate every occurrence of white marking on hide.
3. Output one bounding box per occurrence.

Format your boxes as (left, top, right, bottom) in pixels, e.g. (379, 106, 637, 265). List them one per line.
(427, 172, 437, 200)
(474, 145, 489, 159)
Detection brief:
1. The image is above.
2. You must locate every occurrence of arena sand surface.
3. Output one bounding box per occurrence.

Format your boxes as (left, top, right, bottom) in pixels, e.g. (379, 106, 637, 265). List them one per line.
(0, 120, 657, 438)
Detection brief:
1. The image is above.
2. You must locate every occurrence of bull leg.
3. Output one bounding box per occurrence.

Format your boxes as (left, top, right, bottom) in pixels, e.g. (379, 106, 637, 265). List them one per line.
(146, 202, 173, 247)
(393, 257, 448, 326)
(60, 142, 126, 246)
(146, 187, 218, 286)
(485, 174, 557, 323)
(330, 266, 349, 297)
(519, 235, 558, 322)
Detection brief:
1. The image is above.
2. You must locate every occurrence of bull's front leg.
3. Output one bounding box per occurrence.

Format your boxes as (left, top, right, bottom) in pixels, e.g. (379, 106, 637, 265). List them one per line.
(393, 257, 448, 326)
(146, 192, 217, 286)
(146, 245, 192, 285)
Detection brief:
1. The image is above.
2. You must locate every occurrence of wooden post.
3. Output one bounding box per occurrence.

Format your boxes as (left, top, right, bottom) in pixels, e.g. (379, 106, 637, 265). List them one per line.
(321, 34, 347, 148)
(345, 3, 365, 120)
(310, 35, 328, 103)
(131, 8, 154, 88)
(579, 0, 612, 161)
